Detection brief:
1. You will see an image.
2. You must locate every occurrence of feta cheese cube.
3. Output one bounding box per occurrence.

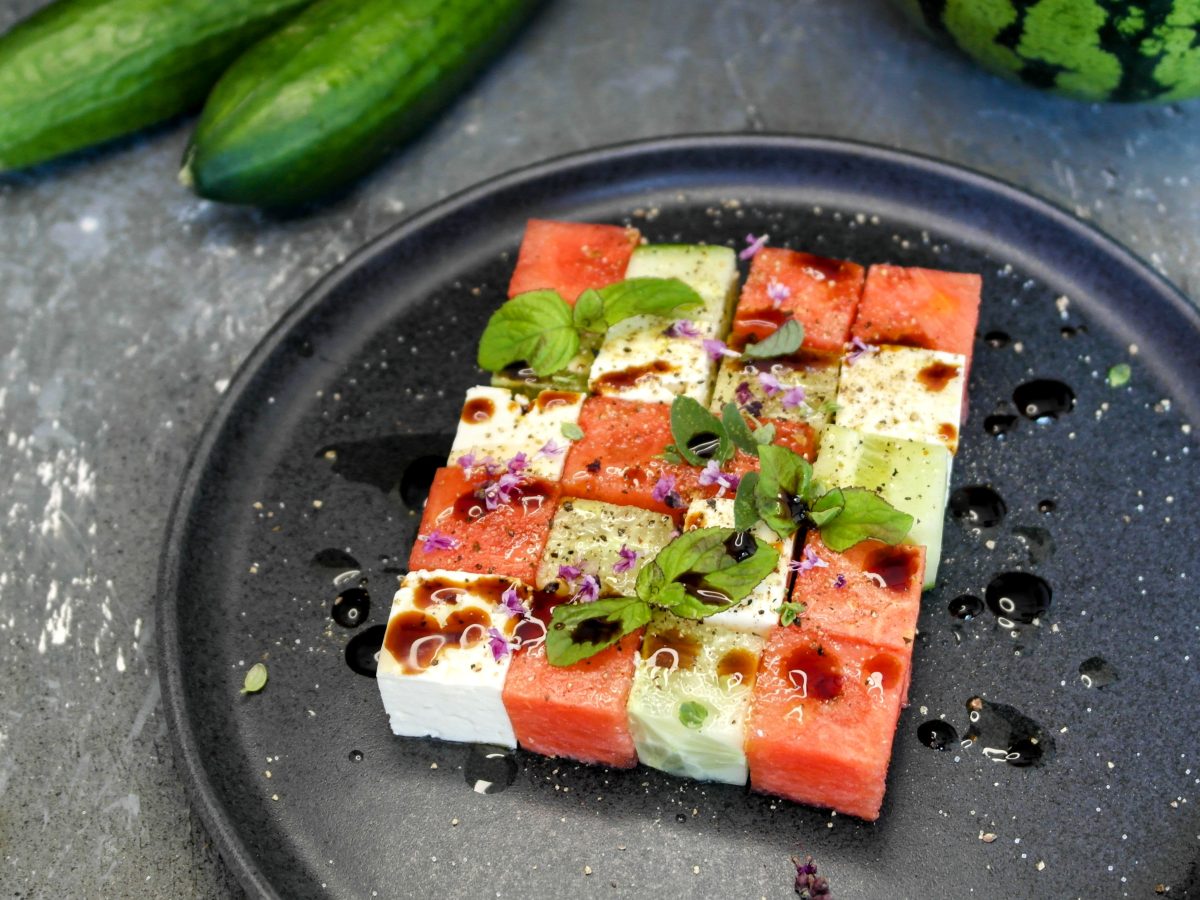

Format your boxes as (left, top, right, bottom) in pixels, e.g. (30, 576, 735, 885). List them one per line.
(449, 386, 584, 480)
(682, 498, 793, 636)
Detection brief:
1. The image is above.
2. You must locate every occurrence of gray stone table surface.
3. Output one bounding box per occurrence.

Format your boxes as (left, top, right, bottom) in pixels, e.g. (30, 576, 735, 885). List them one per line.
(1, 0, 1197, 897)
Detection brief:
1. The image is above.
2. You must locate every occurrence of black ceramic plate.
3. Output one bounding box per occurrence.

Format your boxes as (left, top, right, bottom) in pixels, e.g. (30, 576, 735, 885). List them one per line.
(160, 136, 1200, 899)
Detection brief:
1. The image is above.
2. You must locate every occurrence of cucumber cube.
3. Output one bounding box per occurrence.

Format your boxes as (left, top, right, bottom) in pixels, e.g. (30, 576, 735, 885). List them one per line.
(710, 350, 841, 434)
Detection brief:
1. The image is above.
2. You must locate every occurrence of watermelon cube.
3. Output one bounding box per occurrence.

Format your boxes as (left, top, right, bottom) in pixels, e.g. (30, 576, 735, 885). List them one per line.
(535, 498, 675, 599)
(792, 531, 925, 653)
(851, 265, 982, 361)
(835, 345, 967, 453)
(408, 466, 559, 583)
(682, 497, 794, 636)
(627, 611, 764, 785)
(710, 350, 841, 435)
(745, 624, 909, 820)
(448, 386, 584, 481)
(507, 219, 641, 303)
(377, 570, 528, 747)
(730, 248, 865, 353)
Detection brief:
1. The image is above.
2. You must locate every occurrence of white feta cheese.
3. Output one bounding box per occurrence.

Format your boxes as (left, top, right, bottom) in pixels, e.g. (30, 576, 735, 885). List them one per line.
(448, 386, 584, 480)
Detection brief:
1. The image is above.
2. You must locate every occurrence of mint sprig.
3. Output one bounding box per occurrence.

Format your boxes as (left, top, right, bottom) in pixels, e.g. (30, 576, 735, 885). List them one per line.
(662, 397, 733, 466)
(478, 278, 703, 377)
(544, 596, 651, 667)
(742, 318, 804, 359)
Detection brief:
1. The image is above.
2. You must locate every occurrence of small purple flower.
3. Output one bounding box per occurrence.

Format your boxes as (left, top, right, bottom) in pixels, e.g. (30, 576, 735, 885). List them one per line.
(557, 563, 582, 584)
(421, 530, 459, 553)
(499, 585, 525, 618)
(664, 319, 702, 339)
(537, 439, 564, 458)
(575, 574, 600, 603)
(846, 336, 878, 366)
(702, 339, 740, 361)
(739, 233, 769, 261)
(792, 855, 831, 898)
(698, 459, 740, 493)
(789, 545, 829, 574)
(766, 278, 791, 308)
(734, 381, 755, 408)
(757, 371, 783, 396)
(457, 452, 476, 471)
(487, 627, 510, 662)
(613, 545, 639, 574)
(832, 573, 847, 589)
(506, 452, 529, 475)
(651, 474, 677, 504)
(781, 385, 807, 409)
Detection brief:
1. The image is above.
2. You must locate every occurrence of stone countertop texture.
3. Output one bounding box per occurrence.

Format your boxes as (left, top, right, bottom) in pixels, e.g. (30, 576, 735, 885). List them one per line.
(1, 0, 1197, 896)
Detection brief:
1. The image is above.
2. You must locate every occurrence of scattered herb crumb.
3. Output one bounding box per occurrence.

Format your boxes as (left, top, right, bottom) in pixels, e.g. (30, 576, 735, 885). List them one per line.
(792, 856, 831, 898)
(241, 663, 268, 694)
(1107, 363, 1131, 388)
(679, 701, 708, 729)
(562, 422, 584, 441)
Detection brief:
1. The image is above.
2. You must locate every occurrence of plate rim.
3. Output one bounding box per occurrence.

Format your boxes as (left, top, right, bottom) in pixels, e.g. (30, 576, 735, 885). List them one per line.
(155, 132, 1198, 899)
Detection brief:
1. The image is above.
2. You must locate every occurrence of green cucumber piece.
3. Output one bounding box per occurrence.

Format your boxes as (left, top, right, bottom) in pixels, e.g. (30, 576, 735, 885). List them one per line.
(624, 245, 739, 333)
(182, 0, 539, 207)
(812, 424, 952, 588)
(0, 0, 313, 172)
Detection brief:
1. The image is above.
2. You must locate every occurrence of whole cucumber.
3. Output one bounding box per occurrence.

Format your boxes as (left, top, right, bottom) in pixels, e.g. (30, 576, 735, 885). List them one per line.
(0, 0, 315, 172)
(181, 0, 541, 207)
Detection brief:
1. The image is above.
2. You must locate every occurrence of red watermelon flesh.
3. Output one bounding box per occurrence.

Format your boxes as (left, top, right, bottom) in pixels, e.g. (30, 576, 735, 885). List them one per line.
(731, 248, 865, 353)
(851, 265, 981, 360)
(407, 466, 559, 583)
(507, 219, 641, 303)
(745, 624, 909, 820)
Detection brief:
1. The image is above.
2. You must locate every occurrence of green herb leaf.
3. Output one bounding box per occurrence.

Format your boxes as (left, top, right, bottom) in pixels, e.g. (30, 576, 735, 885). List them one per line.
(650, 527, 732, 582)
(742, 319, 804, 359)
(561, 421, 584, 441)
(477, 291, 579, 376)
(1107, 363, 1131, 388)
(733, 472, 760, 531)
(669, 396, 733, 466)
(545, 597, 651, 667)
(662, 531, 779, 620)
(753, 444, 813, 539)
(678, 701, 708, 729)
(688, 536, 778, 604)
(597, 277, 704, 326)
(572, 289, 606, 333)
(635, 559, 668, 603)
(776, 601, 806, 627)
(241, 662, 268, 694)
(752, 422, 777, 445)
(811, 487, 914, 552)
(721, 402, 759, 455)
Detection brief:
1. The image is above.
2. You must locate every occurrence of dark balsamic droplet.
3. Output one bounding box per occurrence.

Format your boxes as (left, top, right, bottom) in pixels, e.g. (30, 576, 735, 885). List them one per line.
(917, 719, 959, 751)
(985, 572, 1052, 625)
(317, 434, 453, 498)
(400, 455, 445, 508)
(675, 813, 687, 823)
(984, 414, 1018, 436)
(984, 331, 1010, 348)
(783, 492, 809, 525)
(1012, 526, 1055, 565)
(686, 431, 722, 460)
(464, 745, 518, 795)
(1037, 499, 1056, 514)
(1079, 656, 1119, 689)
(963, 697, 1054, 768)
(345, 624, 386, 678)
(948, 594, 985, 620)
(949, 485, 1007, 528)
(724, 529, 755, 562)
(1013, 379, 1075, 422)
(311, 548, 360, 570)
(332, 586, 370, 628)
(349, 750, 364, 762)
(1060, 325, 1084, 339)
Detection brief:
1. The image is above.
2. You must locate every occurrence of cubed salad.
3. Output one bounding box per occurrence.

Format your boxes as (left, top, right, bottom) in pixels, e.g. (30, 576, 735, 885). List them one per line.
(374, 219, 981, 820)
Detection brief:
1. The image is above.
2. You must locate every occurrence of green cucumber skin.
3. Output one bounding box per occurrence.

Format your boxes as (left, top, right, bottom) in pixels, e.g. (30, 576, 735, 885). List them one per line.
(184, 0, 541, 207)
(0, 0, 314, 172)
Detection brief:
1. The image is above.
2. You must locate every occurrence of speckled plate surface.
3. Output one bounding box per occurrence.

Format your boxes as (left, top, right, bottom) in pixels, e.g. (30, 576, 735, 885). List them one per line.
(159, 135, 1200, 899)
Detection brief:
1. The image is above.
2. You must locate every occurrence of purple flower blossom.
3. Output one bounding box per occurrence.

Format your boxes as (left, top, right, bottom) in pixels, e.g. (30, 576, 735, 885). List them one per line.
(506, 452, 529, 475)
(651, 474, 677, 504)
(664, 319, 702, 339)
(766, 278, 791, 308)
(537, 439, 564, 458)
(757, 371, 783, 396)
(846, 336, 878, 366)
(487, 627, 510, 662)
(781, 385, 807, 409)
(698, 459, 740, 493)
(575, 574, 600, 603)
(789, 545, 829, 574)
(734, 381, 755, 407)
(499, 585, 525, 618)
(739, 233, 769, 261)
(832, 573, 847, 589)
(702, 339, 740, 361)
(792, 855, 831, 898)
(457, 452, 476, 471)
(421, 530, 460, 553)
(557, 563, 582, 584)
(483, 471, 526, 511)
(613, 545, 639, 574)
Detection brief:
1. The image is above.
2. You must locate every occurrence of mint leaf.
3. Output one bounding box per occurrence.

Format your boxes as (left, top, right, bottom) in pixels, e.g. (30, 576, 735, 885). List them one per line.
(573, 289, 606, 333)
(478, 291, 579, 376)
(1107, 363, 1131, 388)
(651, 527, 732, 582)
(754, 444, 813, 539)
(752, 422, 776, 445)
(721, 402, 759, 455)
(678, 701, 708, 729)
(669, 396, 733, 466)
(776, 601, 805, 627)
(597, 277, 704, 326)
(733, 472, 759, 531)
(742, 319, 803, 359)
(696, 535, 778, 600)
(811, 487, 914, 552)
(561, 422, 584, 441)
(635, 559, 668, 603)
(545, 597, 651, 667)
(662, 531, 779, 620)
(241, 662, 268, 694)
